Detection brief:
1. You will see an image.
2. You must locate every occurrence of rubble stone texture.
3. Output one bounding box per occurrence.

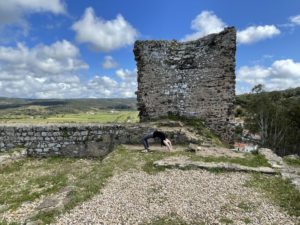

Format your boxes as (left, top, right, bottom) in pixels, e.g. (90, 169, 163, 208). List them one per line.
(134, 27, 236, 143)
(0, 123, 193, 157)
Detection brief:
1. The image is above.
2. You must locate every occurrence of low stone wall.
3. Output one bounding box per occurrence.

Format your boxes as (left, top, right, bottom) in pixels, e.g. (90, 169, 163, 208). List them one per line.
(0, 123, 190, 157)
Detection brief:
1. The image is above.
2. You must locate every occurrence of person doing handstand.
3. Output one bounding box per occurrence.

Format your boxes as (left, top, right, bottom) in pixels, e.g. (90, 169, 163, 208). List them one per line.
(142, 130, 173, 152)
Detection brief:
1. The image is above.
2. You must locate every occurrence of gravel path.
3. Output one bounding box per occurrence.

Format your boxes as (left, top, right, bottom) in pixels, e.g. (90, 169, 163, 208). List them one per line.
(54, 169, 298, 225)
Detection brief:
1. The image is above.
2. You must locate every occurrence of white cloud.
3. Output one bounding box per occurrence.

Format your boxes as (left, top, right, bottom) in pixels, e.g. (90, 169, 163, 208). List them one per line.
(102, 56, 118, 69)
(0, 0, 65, 27)
(0, 40, 89, 98)
(116, 68, 137, 80)
(290, 15, 300, 25)
(72, 7, 138, 52)
(116, 69, 137, 97)
(182, 11, 226, 41)
(182, 11, 280, 45)
(0, 40, 137, 98)
(0, 73, 88, 99)
(271, 59, 300, 78)
(237, 65, 271, 84)
(88, 69, 137, 98)
(237, 25, 280, 44)
(87, 76, 118, 97)
(0, 40, 88, 75)
(237, 59, 300, 93)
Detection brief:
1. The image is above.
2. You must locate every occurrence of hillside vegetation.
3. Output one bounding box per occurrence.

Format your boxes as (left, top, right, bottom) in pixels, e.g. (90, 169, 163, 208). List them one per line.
(236, 86, 300, 156)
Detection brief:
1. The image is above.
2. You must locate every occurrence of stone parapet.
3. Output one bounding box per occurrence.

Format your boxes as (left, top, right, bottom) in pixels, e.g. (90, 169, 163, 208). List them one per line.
(0, 123, 191, 157)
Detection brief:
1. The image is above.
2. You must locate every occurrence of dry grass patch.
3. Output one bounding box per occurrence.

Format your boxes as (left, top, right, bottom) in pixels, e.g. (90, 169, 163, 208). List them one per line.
(245, 173, 300, 217)
(0, 145, 288, 224)
(0, 157, 96, 223)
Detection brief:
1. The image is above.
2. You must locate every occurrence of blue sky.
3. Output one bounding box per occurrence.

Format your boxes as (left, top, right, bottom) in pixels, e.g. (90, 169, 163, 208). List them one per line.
(0, 0, 299, 98)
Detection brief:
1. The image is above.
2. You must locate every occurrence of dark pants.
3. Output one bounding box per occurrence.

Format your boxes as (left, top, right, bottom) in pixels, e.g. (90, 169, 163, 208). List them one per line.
(142, 133, 153, 149)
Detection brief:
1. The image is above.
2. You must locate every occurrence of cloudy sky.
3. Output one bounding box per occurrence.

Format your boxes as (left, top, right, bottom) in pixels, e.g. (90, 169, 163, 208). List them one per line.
(0, 0, 299, 98)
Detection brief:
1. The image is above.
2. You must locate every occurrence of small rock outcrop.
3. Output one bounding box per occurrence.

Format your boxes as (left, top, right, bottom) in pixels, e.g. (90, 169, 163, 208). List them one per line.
(259, 148, 300, 191)
(153, 156, 276, 174)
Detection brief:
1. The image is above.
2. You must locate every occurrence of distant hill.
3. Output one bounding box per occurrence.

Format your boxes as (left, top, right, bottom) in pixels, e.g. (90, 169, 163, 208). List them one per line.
(0, 98, 137, 116)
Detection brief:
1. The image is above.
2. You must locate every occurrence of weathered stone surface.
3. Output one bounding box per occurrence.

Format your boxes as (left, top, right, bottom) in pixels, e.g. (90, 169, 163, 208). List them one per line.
(0, 122, 196, 157)
(134, 27, 236, 143)
(24, 219, 43, 225)
(35, 186, 74, 213)
(285, 154, 300, 160)
(0, 204, 9, 212)
(188, 145, 246, 158)
(0, 148, 26, 166)
(153, 156, 277, 174)
(258, 148, 284, 168)
(258, 148, 300, 191)
(187, 143, 201, 152)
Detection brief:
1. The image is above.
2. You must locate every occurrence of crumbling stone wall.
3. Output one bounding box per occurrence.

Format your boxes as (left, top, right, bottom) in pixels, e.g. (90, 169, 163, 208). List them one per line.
(134, 27, 236, 143)
(0, 124, 190, 157)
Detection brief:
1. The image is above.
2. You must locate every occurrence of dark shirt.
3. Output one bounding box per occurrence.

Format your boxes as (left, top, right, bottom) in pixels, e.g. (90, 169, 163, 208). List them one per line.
(153, 131, 166, 146)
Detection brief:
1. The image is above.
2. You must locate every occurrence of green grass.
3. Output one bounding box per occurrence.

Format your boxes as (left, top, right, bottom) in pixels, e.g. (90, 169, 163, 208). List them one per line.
(0, 110, 139, 124)
(0, 158, 74, 210)
(220, 218, 233, 224)
(0, 146, 276, 224)
(0, 221, 19, 225)
(283, 156, 300, 167)
(0, 157, 94, 224)
(243, 218, 251, 224)
(237, 201, 254, 212)
(143, 213, 204, 225)
(245, 173, 300, 217)
(0, 146, 178, 224)
(32, 146, 184, 223)
(143, 218, 190, 225)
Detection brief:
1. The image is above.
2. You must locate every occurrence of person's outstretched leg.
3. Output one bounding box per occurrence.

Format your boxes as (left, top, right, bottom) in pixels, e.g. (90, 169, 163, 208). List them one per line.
(163, 139, 173, 151)
(142, 133, 153, 151)
(166, 138, 173, 150)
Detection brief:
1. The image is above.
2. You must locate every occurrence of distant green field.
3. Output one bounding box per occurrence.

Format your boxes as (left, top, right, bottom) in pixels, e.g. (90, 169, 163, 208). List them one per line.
(0, 110, 139, 124)
(0, 98, 139, 123)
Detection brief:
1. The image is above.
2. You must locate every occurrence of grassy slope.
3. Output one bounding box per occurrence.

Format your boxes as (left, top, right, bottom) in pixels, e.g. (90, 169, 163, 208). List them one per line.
(0, 146, 290, 224)
(245, 173, 300, 217)
(283, 157, 300, 167)
(1, 96, 299, 223)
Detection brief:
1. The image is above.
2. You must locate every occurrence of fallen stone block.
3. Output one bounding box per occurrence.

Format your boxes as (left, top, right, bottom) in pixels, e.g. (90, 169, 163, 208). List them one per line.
(153, 157, 277, 174)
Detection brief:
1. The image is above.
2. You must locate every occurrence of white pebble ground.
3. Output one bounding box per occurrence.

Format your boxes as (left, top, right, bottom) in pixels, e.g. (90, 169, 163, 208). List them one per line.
(54, 169, 298, 225)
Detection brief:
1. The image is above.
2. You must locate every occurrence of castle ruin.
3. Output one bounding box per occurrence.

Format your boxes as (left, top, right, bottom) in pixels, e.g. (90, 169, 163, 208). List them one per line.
(134, 27, 236, 143)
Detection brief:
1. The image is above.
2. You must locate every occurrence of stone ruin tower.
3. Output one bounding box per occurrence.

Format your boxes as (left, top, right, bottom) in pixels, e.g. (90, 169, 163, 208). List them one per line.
(133, 27, 236, 143)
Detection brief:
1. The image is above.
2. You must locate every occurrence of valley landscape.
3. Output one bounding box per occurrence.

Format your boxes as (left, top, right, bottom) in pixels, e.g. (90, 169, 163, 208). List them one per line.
(0, 92, 299, 225)
(0, 1, 300, 224)
(0, 98, 138, 124)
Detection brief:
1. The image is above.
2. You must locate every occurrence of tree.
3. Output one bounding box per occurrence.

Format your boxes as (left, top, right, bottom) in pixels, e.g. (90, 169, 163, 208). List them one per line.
(243, 85, 299, 156)
(251, 84, 264, 94)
